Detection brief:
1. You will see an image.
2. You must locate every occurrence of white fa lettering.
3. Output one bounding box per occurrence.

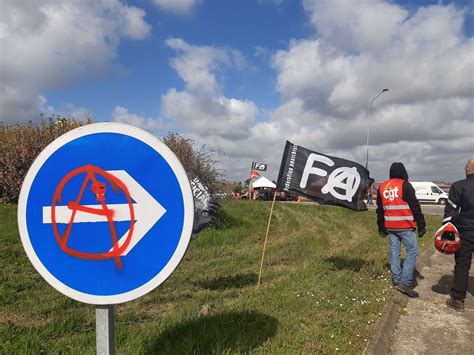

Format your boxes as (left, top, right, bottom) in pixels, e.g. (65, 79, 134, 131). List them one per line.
(300, 153, 334, 188)
(383, 187, 399, 201)
(299, 154, 361, 202)
(321, 167, 361, 202)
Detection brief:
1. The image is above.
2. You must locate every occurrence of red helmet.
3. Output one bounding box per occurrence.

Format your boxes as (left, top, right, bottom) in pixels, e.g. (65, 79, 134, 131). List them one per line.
(434, 222, 461, 254)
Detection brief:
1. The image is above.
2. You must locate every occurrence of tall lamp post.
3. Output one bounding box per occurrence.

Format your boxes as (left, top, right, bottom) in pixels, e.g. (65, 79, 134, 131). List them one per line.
(365, 88, 389, 170)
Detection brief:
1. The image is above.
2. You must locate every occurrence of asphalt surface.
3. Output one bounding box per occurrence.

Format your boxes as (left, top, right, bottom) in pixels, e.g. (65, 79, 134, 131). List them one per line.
(366, 203, 445, 216)
(364, 202, 474, 355)
(381, 203, 473, 354)
(418, 204, 446, 216)
(390, 248, 474, 354)
(298, 201, 446, 216)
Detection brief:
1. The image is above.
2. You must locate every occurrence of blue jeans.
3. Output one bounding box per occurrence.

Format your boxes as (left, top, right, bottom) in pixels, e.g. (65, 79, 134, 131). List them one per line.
(389, 230, 418, 287)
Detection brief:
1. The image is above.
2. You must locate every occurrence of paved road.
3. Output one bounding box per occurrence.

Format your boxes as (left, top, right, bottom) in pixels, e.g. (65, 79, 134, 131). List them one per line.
(366, 203, 445, 216)
(390, 248, 474, 354)
(388, 202, 473, 354)
(419, 204, 445, 216)
(297, 201, 445, 216)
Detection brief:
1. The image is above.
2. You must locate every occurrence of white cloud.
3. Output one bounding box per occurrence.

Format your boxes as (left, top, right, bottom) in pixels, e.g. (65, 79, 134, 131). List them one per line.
(0, 0, 150, 123)
(272, 39, 350, 114)
(161, 38, 258, 140)
(153, 0, 200, 16)
(112, 106, 166, 132)
(174, 1, 472, 183)
(158, 38, 263, 180)
(303, 0, 407, 53)
(165, 38, 245, 95)
(297, 1, 473, 111)
(247, 0, 474, 182)
(159, 4, 473, 182)
(161, 90, 257, 139)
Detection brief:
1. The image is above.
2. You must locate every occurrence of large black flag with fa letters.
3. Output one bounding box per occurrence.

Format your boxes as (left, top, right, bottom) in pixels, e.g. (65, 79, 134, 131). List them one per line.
(276, 141, 374, 211)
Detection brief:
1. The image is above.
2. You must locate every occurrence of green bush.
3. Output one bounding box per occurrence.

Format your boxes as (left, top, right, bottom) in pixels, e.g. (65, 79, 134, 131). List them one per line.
(162, 133, 223, 193)
(0, 116, 92, 203)
(0, 120, 223, 203)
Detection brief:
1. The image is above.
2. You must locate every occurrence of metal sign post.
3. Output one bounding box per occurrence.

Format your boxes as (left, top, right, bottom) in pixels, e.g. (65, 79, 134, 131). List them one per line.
(96, 305, 115, 355)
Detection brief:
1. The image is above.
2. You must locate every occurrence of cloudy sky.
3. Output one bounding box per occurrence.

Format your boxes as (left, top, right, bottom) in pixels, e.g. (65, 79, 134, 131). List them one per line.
(1, 0, 473, 183)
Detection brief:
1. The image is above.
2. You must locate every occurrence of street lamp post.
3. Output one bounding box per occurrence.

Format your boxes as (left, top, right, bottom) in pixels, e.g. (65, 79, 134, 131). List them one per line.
(365, 88, 389, 170)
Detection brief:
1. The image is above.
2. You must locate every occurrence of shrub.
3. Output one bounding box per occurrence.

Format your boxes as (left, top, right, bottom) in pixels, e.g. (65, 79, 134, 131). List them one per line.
(0, 116, 92, 203)
(161, 133, 222, 193)
(0, 121, 222, 203)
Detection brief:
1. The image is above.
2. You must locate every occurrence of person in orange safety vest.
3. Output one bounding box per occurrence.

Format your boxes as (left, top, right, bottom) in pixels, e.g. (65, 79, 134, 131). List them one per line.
(376, 162, 426, 298)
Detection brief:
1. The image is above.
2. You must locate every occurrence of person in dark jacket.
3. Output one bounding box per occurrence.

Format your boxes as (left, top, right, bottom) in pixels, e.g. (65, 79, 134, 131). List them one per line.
(377, 162, 426, 298)
(444, 159, 474, 312)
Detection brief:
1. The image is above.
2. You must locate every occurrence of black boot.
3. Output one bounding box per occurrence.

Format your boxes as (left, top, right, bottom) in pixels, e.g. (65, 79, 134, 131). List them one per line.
(446, 297, 465, 312)
(395, 284, 419, 298)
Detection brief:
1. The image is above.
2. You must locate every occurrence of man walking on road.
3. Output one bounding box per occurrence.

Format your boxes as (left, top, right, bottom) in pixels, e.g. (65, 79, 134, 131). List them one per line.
(377, 162, 426, 298)
(444, 159, 474, 312)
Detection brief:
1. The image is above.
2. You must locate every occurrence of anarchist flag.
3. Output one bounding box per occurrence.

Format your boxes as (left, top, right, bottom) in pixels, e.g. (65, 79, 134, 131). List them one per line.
(276, 141, 374, 211)
(252, 161, 268, 171)
(188, 174, 220, 235)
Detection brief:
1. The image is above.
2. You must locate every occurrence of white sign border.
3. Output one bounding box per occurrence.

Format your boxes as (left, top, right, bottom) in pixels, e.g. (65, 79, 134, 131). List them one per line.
(17, 123, 194, 305)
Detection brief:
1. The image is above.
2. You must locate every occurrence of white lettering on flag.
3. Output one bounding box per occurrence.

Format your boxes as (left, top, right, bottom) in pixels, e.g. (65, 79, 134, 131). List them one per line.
(284, 144, 298, 191)
(321, 167, 361, 202)
(300, 153, 334, 188)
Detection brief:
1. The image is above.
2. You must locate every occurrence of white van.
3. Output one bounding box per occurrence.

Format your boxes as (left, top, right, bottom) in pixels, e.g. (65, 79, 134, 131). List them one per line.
(411, 182, 449, 205)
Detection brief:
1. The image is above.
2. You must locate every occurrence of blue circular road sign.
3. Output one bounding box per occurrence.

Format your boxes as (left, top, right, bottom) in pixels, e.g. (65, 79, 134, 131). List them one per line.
(18, 123, 194, 304)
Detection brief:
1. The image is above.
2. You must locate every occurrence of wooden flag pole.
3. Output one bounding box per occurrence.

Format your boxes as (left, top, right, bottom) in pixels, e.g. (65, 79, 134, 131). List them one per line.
(257, 190, 278, 288)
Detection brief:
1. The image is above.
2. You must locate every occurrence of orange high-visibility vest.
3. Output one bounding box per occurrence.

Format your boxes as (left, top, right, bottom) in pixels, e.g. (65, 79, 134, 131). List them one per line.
(379, 178, 416, 229)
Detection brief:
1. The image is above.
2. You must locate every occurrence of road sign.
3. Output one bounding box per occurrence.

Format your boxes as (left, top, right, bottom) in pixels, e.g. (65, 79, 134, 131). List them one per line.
(18, 123, 194, 304)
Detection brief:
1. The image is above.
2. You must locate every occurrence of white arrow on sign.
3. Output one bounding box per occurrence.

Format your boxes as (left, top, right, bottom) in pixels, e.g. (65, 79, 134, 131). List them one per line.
(42, 170, 166, 256)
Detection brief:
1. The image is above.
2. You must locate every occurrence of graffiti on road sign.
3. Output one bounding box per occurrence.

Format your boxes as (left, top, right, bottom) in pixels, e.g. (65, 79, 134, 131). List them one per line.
(42, 165, 166, 267)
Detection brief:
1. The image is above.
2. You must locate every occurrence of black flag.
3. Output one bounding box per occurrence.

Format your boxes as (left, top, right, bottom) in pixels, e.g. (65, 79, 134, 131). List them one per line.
(189, 174, 220, 235)
(252, 161, 268, 171)
(276, 141, 374, 211)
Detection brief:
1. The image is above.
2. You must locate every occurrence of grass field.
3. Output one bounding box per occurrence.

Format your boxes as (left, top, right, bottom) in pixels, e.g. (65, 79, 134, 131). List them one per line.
(0, 201, 441, 354)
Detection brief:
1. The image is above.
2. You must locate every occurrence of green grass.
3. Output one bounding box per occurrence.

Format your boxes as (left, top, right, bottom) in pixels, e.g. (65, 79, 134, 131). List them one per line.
(0, 201, 440, 354)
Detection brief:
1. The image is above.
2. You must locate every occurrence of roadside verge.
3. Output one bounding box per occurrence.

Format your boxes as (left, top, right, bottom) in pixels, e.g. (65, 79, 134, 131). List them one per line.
(363, 244, 435, 355)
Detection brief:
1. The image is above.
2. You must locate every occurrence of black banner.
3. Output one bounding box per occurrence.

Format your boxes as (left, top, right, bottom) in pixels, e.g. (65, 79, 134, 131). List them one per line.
(252, 161, 267, 171)
(189, 174, 220, 235)
(276, 141, 374, 211)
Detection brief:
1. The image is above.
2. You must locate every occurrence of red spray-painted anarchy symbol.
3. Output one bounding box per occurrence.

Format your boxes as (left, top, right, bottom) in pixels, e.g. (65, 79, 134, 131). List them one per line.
(51, 165, 135, 269)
